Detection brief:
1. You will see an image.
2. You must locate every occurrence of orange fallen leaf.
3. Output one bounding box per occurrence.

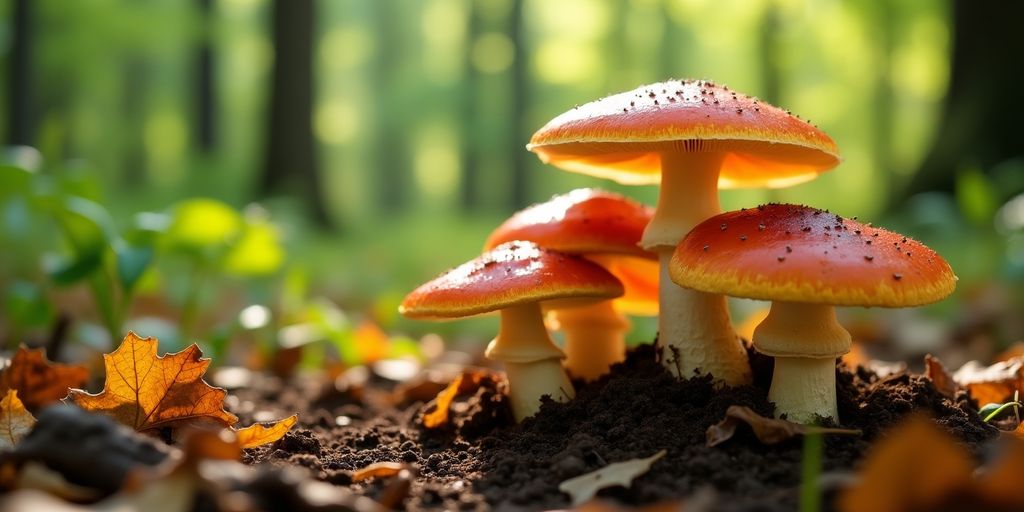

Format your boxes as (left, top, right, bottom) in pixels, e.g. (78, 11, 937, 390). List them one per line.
(953, 356, 1023, 405)
(923, 354, 958, 399)
(66, 332, 237, 432)
(354, 321, 390, 363)
(233, 414, 297, 449)
(0, 390, 35, 449)
(706, 406, 860, 447)
(0, 346, 89, 411)
(977, 436, 1024, 506)
(838, 416, 1024, 512)
(838, 417, 973, 512)
(351, 461, 408, 482)
(1014, 421, 1024, 439)
(422, 370, 489, 429)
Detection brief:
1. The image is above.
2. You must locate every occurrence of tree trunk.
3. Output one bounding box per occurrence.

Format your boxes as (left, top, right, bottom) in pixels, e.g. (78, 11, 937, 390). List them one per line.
(870, 1, 894, 205)
(373, 0, 408, 216)
(898, 0, 1024, 201)
(260, 0, 333, 228)
(195, 0, 216, 153)
(508, 0, 528, 210)
(757, 1, 782, 105)
(459, 0, 480, 211)
(6, 0, 33, 146)
(122, 57, 148, 185)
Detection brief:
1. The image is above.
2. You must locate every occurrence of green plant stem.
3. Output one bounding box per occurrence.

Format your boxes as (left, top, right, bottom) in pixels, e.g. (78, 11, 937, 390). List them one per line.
(179, 262, 208, 343)
(799, 432, 823, 512)
(983, 401, 1022, 422)
(89, 268, 119, 342)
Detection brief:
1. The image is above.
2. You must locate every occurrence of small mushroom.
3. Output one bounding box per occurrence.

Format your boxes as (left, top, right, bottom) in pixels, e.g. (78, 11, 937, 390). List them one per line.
(484, 188, 658, 381)
(670, 204, 956, 423)
(528, 80, 840, 386)
(399, 242, 623, 421)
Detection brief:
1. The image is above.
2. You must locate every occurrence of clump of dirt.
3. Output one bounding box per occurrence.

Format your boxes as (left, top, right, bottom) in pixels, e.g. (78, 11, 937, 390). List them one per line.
(238, 343, 998, 512)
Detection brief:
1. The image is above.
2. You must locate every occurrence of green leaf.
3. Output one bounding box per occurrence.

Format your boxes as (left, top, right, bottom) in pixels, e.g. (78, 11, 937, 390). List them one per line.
(164, 198, 242, 254)
(0, 165, 35, 201)
(114, 240, 155, 292)
(4, 281, 54, 328)
(955, 168, 998, 227)
(222, 219, 285, 277)
(44, 250, 104, 285)
(39, 197, 116, 285)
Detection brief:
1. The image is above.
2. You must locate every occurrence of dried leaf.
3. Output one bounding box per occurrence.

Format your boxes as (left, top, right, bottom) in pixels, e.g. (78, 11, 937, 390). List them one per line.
(1014, 421, 1024, 439)
(422, 370, 489, 429)
(924, 354, 958, 399)
(995, 342, 1024, 362)
(838, 417, 974, 512)
(706, 406, 861, 447)
(0, 390, 36, 449)
(10, 461, 101, 502)
(953, 356, 1024, 405)
(354, 321, 390, 363)
(558, 450, 666, 506)
(233, 414, 297, 449)
(66, 332, 238, 432)
(351, 461, 408, 482)
(977, 437, 1024, 507)
(0, 346, 89, 410)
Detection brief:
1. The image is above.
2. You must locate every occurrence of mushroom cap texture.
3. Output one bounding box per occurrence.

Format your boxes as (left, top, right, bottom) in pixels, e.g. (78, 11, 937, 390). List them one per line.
(400, 241, 624, 319)
(670, 204, 957, 307)
(528, 79, 840, 188)
(484, 188, 654, 258)
(484, 188, 658, 315)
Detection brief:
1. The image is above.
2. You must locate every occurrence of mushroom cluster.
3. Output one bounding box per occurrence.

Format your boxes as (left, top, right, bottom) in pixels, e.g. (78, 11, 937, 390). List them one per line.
(400, 79, 958, 425)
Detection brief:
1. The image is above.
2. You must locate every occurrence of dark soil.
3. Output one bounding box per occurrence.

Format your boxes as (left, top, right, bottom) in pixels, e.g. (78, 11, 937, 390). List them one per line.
(232, 343, 998, 512)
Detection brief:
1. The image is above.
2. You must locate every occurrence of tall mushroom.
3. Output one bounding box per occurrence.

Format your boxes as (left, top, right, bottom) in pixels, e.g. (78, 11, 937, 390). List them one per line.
(484, 188, 658, 381)
(527, 80, 840, 385)
(670, 204, 957, 423)
(400, 241, 623, 421)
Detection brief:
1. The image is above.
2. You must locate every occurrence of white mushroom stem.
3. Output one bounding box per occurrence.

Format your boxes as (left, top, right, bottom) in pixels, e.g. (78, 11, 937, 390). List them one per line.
(642, 150, 750, 385)
(485, 302, 575, 421)
(550, 301, 630, 381)
(752, 302, 852, 424)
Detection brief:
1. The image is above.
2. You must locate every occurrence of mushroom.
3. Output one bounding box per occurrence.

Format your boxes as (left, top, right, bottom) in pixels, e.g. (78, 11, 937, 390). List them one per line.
(670, 204, 957, 423)
(484, 188, 658, 381)
(527, 79, 840, 385)
(399, 241, 623, 421)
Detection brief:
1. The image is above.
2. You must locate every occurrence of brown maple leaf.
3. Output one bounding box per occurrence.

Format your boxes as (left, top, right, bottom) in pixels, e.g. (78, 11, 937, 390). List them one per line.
(66, 332, 237, 432)
(0, 390, 36, 449)
(0, 346, 89, 411)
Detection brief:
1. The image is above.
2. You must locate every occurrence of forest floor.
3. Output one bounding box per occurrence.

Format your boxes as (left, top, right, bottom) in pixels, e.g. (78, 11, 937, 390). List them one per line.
(232, 343, 997, 512)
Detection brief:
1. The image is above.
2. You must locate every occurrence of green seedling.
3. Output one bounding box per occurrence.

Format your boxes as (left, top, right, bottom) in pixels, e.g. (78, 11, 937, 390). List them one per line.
(980, 390, 1021, 423)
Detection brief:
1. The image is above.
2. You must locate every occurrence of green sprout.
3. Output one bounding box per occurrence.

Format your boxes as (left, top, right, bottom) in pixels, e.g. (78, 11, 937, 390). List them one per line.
(980, 390, 1021, 423)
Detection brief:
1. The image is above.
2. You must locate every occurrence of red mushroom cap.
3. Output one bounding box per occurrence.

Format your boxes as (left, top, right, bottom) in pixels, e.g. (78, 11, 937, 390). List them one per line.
(484, 188, 654, 258)
(670, 204, 957, 307)
(528, 79, 839, 188)
(484, 189, 658, 315)
(400, 241, 624, 319)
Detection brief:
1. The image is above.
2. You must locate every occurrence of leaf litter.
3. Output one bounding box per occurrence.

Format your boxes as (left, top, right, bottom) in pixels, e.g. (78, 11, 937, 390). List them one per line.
(705, 405, 861, 447)
(558, 450, 667, 506)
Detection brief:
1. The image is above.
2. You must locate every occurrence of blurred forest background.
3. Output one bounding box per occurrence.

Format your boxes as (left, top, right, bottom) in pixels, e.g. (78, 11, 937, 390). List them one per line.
(1, 0, 1022, 369)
